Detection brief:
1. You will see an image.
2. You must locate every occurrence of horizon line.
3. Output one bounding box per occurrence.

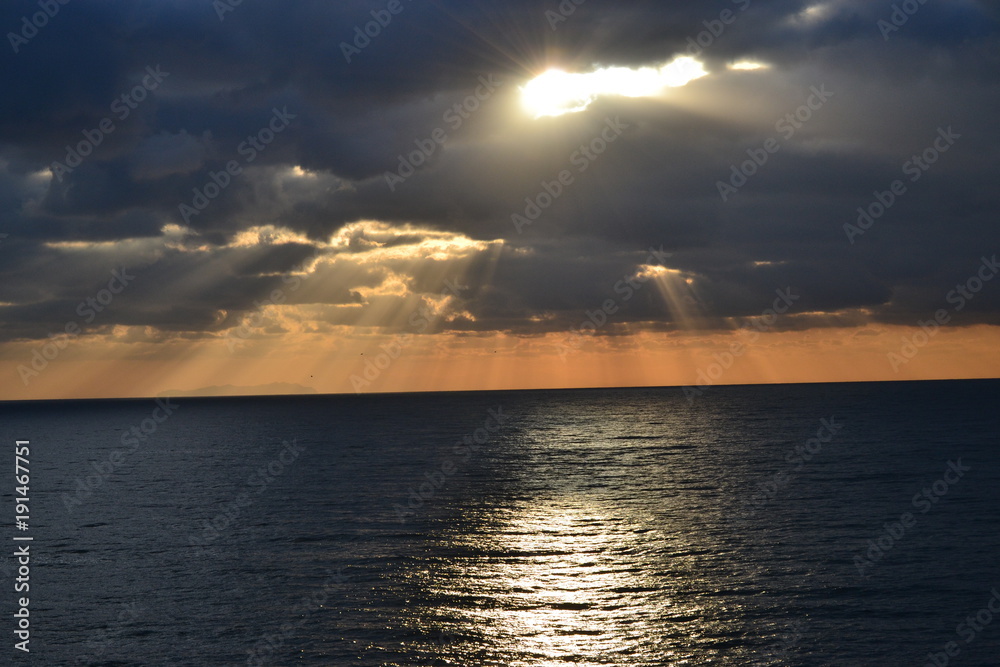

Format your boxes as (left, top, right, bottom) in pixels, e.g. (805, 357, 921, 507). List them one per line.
(1, 376, 997, 405)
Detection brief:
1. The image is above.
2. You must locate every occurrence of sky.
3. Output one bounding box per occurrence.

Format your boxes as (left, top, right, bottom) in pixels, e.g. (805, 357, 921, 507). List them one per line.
(0, 0, 998, 400)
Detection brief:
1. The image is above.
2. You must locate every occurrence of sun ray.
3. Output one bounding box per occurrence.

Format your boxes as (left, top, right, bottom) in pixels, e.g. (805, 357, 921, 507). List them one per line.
(521, 56, 708, 118)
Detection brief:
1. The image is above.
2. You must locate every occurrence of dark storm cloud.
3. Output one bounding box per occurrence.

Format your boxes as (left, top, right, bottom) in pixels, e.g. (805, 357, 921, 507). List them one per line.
(1, 0, 998, 341)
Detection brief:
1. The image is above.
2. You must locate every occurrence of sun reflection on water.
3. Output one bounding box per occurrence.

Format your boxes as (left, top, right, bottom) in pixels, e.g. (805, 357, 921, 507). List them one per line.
(394, 406, 775, 665)
(424, 499, 685, 665)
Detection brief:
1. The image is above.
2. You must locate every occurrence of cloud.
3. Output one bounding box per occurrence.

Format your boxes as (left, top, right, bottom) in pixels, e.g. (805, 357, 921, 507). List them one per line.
(129, 131, 211, 180)
(0, 0, 998, 349)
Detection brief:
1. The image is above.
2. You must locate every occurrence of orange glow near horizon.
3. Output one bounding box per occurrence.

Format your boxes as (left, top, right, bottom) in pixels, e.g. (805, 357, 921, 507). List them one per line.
(2, 324, 997, 401)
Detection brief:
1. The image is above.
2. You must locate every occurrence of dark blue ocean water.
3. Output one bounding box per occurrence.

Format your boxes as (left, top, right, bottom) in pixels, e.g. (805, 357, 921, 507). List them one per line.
(1, 379, 998, 666)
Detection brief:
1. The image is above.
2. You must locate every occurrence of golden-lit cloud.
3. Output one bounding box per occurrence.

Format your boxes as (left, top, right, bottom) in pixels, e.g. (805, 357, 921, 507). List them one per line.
(727, 60, 770, 71)
(228, 225, 315, 248)
(1, 1, 997, 405)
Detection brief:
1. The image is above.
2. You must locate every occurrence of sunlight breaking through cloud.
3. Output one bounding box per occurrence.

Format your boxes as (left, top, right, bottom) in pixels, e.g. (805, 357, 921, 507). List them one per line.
(728, 60, 770, 71)
(521, 56, 708, 118)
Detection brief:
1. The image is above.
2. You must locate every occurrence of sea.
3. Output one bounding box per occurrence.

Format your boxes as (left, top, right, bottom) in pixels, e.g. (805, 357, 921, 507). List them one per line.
(1, 379, 998, 666)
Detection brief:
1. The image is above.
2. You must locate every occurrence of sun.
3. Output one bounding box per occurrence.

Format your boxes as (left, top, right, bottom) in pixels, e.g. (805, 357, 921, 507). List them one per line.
(521, 56, 708, 118)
